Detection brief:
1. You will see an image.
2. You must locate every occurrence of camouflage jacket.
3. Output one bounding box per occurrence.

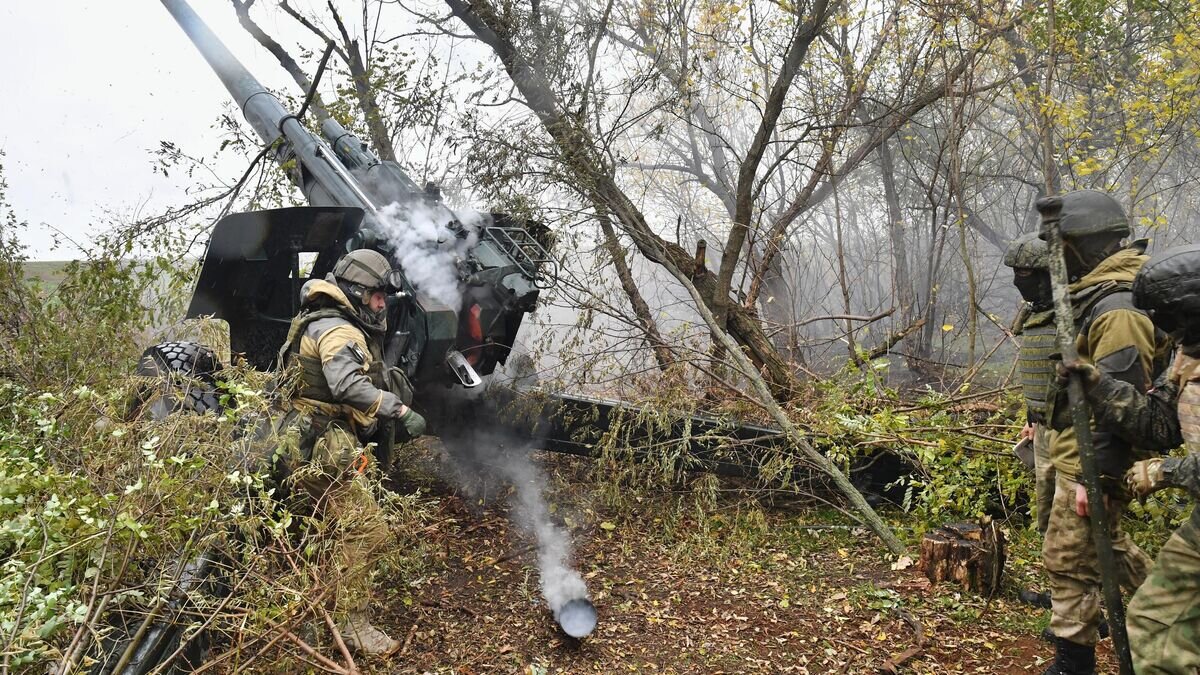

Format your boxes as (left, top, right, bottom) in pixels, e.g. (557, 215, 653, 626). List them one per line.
(1084, 353, 1186, 455)
(279, 278, 407, 435)
(1087, 349, 1200, 544)
(1046, 247, 1173, 484)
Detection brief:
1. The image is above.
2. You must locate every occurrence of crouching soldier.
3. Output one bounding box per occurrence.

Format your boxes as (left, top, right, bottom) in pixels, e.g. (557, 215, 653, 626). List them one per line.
(1063, 243, 1200, 674)
(277, 248, 426, 656)
(1036, 190, 1169, 675)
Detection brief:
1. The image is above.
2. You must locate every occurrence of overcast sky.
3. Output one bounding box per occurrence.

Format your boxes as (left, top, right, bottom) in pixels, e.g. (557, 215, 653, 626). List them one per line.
(0, 1, 317, 259)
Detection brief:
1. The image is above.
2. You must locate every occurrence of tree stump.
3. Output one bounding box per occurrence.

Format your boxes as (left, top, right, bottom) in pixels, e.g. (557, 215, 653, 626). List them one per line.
(918, 519, 1005, 595)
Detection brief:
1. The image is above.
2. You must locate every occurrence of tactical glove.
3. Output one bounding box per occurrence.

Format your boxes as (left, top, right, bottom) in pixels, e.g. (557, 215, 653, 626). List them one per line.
(1056, 358, 1102, 390)
(398, 407, 427, 438)
(1125, 458, 1167, 499)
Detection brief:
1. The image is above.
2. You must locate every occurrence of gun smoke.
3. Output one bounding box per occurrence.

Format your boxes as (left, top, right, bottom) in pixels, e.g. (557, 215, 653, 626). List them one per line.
(368, 185, 593, 634)
(502, 447, 590, 616)
(438, 425, 594, 636)
(372, 200, 487, 310)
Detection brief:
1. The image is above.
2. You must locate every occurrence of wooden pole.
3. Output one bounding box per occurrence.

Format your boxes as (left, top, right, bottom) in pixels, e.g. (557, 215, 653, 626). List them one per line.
(1039, 196, 1133, 675)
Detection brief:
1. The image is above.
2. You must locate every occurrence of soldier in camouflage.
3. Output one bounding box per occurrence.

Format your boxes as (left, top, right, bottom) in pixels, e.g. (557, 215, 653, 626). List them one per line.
(1062, 244, 1200, 674)
(1035, 190, 1170, 675)
(1004, 232, 1057, 534)
(278, 248, 427, 657)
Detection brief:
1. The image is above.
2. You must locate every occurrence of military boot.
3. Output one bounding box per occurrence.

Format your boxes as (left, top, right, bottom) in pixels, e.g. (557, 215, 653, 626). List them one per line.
(1042, 637, 1096, 675)
(339, 611, 401, 657)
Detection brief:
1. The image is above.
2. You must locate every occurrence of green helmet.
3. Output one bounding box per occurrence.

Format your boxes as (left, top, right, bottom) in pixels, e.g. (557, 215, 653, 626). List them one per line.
(1003, 232, 1048, 270)
(1036, 190, 1131, 280)
(1132, 243, 1200, 344)
(334, 249, 395, 290)
(332, 249, 402, 329)
(1036, 189, 1130, 239)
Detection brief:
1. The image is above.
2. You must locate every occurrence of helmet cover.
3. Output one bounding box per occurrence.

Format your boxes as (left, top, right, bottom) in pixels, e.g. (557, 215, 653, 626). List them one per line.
(1133, 243, 1200, 341)
(1003, 232, 1049, 270)
(332, 249, 401, 330)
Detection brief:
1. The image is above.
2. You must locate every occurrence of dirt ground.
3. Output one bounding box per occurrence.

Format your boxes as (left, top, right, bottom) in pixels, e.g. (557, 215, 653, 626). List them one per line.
(335, 450, 1117, 675)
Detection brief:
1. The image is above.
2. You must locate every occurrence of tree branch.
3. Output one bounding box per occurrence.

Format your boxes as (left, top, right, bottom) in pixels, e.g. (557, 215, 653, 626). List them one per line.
(718, 0, 834, 327)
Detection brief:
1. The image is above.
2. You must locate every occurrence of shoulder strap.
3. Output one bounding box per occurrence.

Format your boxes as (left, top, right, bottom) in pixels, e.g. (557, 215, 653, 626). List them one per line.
(276, 307, 353, 367)
(1073, 280, 1135, 336)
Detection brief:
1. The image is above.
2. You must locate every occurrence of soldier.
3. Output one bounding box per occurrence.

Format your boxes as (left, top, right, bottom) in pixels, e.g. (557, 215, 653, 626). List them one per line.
(1036, 190, 1169, 675)
(1062, 243, 1200, 674)
(278, 248, 427, 656)
(1004, 233, 1057, 535)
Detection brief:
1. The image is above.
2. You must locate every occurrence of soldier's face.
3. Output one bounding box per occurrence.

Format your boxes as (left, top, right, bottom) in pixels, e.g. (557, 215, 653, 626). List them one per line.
(1013, 268, 1052, 308)
(1063, 239, 1090, 278)
(367, 290, 387, 312)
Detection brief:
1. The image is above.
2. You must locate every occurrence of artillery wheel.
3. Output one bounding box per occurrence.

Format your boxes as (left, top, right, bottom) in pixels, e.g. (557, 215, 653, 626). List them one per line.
(130, 341, 226, 419)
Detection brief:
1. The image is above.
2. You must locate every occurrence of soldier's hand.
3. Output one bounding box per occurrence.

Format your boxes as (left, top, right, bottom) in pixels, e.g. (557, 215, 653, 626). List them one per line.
(398, 407, 427, 438)
(1075, 483, 1089, 517)
(1056, 358, 1102, 390)
(1074, 482, 1110, 517)
(1125, 458, 1167, 500)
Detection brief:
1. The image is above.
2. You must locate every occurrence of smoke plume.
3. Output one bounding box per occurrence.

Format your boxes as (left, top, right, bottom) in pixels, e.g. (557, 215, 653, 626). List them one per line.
(437, 421, 591, 622)
(366, 188, 591, 629)
(498, 447, 589, 613)
(372, 200, 489, 310)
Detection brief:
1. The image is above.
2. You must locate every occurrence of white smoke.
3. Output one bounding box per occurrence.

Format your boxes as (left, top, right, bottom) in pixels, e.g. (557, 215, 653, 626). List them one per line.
(499, 450, 589, 613)
(372, 201, 490, 310)
(437, 431, 590, 616)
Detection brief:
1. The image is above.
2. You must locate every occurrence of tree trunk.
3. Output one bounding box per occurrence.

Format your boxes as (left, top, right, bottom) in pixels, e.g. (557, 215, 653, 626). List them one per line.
(596, 212, 675, 371)
(878, 139, 922, 371)
(832, 184, 860, 367)
(326, 3, 398, 162)
(918, 520, 1005, 595)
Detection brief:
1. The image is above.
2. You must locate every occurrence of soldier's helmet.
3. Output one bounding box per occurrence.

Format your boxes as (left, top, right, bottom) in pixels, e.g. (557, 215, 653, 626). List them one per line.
(1036, 189, 1130, 240)
(332, 249, 403, 329)
(1132, 243, 1200, 339)
(1003, 232, 1048, 270)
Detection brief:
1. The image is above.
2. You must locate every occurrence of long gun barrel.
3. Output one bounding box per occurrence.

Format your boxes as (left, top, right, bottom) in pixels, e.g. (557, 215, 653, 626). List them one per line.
(161, 0, 552, 388)
(160, 0, 379, 216)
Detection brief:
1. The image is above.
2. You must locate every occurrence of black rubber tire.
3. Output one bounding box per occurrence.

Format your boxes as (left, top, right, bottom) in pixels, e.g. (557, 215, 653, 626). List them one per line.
(133, 341, 225, 418)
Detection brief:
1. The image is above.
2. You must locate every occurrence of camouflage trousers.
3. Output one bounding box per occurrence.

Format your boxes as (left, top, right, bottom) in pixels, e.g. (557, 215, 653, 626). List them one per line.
(1127, 519, 1200, 674)
(1034, 425, 1057, 534)
(1042, 474, 1152, 645)
(288, 416, 391, 615)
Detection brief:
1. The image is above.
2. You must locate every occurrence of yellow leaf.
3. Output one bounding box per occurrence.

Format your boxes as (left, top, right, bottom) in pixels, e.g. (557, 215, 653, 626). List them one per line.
(941, 323, 954, 332)
(600, 521, 616, 531)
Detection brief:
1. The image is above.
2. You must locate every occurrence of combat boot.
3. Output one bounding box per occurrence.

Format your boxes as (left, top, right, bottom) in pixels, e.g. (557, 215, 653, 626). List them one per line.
(339, 611, 401, 657)
(1042, 637, 1096, 675)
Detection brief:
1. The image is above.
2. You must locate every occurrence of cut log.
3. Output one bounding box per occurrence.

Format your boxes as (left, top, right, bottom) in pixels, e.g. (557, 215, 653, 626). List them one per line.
(917, 519, 1005, 595)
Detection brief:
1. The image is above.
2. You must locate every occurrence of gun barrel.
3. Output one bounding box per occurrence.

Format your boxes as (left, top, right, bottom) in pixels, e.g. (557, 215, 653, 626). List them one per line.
(161, 0, 378, 215)
(160, 0, 285, 146)
(321, 119, 422, 199)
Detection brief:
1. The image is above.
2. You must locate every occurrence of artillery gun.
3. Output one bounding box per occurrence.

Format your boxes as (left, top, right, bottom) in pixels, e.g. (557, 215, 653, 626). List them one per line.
(94, 3, 906, 672)
(156, 0, 553, 408)
(87, 2, 564, 672)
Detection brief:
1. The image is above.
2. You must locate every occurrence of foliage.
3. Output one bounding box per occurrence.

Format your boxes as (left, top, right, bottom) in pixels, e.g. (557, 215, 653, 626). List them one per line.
(0, 169, 433, 671)
(558, 349, 1033, 533)
(801, 366, 1030, 528)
